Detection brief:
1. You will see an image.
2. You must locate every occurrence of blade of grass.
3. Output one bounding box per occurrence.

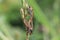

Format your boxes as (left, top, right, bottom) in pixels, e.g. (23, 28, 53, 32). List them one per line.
(27, 0, 58, 40)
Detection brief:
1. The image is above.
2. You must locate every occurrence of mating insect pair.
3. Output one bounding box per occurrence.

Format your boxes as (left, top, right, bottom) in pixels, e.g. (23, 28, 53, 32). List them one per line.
(20, 5, 33, 35)
(20, 0, 33, 40)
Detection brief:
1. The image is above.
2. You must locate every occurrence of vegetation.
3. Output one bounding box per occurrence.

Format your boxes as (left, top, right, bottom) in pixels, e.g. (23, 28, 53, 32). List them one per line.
(0, 0, 60, 40)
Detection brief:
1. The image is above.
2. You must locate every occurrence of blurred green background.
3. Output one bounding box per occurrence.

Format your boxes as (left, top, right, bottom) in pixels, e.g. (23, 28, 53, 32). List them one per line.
(0, 0, 60, 40)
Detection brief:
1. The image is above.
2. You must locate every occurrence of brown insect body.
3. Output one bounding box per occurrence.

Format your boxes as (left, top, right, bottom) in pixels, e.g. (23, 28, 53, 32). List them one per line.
(20, 0, 33, 40)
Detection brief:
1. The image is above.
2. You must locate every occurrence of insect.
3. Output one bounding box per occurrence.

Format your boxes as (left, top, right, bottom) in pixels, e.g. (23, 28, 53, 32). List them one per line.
(20, 6, 33, 35)
(20, 0, 33, 40)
